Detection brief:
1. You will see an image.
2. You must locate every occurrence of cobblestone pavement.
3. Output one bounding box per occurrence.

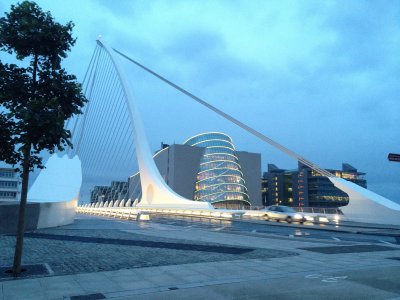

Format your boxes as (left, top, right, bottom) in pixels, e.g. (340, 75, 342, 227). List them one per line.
(0, 220, 297, 278)
(0, 215, 400, 299)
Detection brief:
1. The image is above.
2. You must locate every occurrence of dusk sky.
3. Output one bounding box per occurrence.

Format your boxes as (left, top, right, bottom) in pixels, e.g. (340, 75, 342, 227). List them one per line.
(1, 0, 399, 203)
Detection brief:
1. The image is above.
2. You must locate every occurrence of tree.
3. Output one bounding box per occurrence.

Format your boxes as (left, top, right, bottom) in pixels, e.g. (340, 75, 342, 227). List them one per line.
(0, 1, 86, 275)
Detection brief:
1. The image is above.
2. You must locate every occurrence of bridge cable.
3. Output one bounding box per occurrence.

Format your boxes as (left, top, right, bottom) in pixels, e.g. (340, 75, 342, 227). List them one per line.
(65, 45, 99, 133)
(82, 58, 124, 176)
(73, 46, 139, 203)
(67, 45, 100, 152)
(74, 47, 104, 155)
(113, 48, 333, 177)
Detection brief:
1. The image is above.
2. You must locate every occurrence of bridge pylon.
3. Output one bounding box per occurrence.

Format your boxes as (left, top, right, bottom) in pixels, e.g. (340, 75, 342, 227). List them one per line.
(96, 39, 212, 210)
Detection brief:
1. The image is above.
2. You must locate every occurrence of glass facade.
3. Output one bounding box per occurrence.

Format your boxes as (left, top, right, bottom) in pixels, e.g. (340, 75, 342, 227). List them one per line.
(184, 132, 250, 208)
(262, 163, 367, 208)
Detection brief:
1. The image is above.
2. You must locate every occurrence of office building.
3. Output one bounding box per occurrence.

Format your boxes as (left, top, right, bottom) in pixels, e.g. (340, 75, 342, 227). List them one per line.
(0, 166, 21, 202)
(128, 132, 262, 209)
(262, 163, 366, 208)
(90, 181, 129, 204)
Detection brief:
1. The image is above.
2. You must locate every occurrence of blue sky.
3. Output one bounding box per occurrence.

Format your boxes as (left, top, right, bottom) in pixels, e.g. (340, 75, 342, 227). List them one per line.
(1, 0, 399, 202)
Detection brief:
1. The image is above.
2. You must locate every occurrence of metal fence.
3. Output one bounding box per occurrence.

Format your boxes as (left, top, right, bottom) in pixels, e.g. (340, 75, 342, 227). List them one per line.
(247, 205, 342, 215)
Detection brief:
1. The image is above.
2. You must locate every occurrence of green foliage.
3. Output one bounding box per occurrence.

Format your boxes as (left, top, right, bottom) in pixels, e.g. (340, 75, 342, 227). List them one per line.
(0, 1, 86, 171)
(0, 112, 15, 161)
(0, 1, 75, 68)
(0, 1, 87, 276)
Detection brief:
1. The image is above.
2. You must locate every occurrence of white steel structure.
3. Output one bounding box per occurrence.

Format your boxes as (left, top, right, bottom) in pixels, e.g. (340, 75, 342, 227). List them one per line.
(329, 177, 400, 225)
(95, 40, 211, 209)
(70, 39, 400, 225)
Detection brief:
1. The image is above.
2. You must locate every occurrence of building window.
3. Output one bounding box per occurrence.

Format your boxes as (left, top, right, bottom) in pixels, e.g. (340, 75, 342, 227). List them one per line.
(0, 171, 14, 178)
(0, 181, 18, 188)
(0, 191, 17, 198)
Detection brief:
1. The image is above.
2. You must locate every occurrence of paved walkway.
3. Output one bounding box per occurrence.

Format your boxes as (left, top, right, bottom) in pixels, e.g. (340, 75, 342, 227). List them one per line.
(1, 215, 400, 299)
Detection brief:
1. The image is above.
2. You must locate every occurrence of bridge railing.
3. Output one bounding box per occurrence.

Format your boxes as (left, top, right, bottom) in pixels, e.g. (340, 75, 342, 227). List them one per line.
(76, 206, 244, 220)
(77, 204, 342, 223)
(247, 205, 342, 215)
(294, 207, 343, 215)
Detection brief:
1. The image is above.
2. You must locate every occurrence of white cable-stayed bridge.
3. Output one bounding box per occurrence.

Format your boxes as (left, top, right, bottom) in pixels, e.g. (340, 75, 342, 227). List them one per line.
(60, 39, 400, 225)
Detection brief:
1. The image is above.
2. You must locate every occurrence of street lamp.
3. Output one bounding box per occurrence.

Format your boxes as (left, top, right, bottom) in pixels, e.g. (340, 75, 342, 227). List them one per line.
(388, 153, 400, 163)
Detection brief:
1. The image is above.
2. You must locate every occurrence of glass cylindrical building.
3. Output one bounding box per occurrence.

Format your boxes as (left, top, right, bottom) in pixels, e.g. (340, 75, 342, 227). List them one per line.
(184, 132, 250, 209)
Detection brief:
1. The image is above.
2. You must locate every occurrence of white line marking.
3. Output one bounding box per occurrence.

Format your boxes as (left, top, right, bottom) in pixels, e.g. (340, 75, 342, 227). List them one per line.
(43, 263, 54, 275)
(212, 226, 226, 231)
(322, 276, 348, 283)
(306, 274, 347, 283)
(306, 274, 321, 279)
(379, 240, 394, 245)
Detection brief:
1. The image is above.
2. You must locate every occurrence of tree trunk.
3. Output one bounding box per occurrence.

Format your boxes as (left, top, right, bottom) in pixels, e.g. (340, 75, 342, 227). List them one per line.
(32, 53, 38, 83)
(12, 142, 31, 276)
(12, 53, 38, 276)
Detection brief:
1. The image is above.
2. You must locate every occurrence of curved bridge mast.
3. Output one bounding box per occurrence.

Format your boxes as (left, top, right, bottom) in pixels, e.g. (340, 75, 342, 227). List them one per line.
(96, 39, 211, 209)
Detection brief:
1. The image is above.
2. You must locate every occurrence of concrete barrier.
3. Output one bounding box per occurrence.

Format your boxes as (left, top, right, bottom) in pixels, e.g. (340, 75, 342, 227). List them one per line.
(0, 199, 76, 234)
(0, 201, 40, 234)
(37, 199, 77, 229)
